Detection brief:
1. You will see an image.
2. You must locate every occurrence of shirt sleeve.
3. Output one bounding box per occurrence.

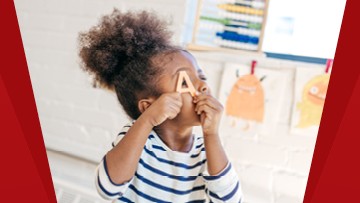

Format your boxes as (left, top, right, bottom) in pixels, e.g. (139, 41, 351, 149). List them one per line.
(202, 162, 243, 203)
(95, 123, 134, 200)
(95, 156, 134, 200)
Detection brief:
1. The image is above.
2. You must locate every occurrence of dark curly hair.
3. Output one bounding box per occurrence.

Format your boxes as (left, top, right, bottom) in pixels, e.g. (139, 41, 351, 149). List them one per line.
(78, 9, 179, 119)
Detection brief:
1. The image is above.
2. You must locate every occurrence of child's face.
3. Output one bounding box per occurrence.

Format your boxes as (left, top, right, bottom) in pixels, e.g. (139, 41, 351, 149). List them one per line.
(154, 50, 209, 126)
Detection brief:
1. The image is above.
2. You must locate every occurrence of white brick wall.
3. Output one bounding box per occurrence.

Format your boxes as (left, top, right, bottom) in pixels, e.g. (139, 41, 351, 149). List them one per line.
(15, 0, 319, 202)
(193, 52, 320, 203)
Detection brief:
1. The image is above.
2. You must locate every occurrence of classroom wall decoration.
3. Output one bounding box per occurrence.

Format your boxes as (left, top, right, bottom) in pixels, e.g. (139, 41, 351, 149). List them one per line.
(296, 74, 329, 128)
(225, 61, 265, 123)
(188, 0, 268, 52)
(218, 61, 291, 136)
(290, 62, 332, 136)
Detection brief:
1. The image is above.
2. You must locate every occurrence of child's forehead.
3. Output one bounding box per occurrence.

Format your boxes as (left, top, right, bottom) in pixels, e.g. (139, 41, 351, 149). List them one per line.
(154, 50, 201, 73)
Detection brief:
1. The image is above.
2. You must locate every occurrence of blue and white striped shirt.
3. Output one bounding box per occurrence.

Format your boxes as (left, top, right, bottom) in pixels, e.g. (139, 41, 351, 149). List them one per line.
(96, 123, 243, 202)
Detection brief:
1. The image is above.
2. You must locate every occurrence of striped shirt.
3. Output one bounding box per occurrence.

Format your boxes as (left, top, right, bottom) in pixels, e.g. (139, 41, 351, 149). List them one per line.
(96, 122, 243, 202)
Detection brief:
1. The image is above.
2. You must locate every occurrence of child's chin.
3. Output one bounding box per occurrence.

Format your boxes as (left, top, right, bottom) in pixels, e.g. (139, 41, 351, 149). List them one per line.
(186, 119, 201, 127)
(187, 115, 201, 126)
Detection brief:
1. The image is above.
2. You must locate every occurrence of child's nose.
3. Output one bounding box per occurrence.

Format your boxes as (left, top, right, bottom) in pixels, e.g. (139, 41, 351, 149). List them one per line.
(199, 83, 210, 94)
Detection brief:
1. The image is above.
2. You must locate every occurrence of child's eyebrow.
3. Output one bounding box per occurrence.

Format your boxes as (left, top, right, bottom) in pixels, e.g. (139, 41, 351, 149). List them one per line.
(197, 69, 206, 76)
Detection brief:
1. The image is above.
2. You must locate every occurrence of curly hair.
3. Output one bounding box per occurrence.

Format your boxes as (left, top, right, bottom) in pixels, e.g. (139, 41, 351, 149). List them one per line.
(78, 9, 179, 119)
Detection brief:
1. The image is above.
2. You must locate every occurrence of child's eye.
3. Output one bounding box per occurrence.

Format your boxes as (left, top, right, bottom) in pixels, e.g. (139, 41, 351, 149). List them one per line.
(200, 75, 207, 81)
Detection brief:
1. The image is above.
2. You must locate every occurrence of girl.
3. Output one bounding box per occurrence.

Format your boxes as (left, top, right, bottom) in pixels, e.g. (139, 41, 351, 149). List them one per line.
(78, 9, 242, 203)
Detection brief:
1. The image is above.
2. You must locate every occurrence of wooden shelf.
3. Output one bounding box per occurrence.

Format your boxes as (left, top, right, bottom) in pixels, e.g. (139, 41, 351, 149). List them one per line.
(186, 43, 266, 58)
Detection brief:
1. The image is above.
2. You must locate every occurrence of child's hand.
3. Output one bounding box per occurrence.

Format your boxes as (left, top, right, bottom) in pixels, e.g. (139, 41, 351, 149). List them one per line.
(193, 93, 223, 136)
(143, 92, 183, 127)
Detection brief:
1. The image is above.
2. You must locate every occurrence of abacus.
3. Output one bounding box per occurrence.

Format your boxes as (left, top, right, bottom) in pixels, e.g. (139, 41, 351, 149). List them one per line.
(188, 0, 269, 53)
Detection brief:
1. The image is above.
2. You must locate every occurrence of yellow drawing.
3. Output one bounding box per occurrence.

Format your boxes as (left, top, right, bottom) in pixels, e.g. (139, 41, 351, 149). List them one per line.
(297, 74, 330, 128)
(226, 74, 265, 122)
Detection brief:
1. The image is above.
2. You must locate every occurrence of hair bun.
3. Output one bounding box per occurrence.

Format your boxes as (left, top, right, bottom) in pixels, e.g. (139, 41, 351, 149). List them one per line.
(78, 9, 172, 89)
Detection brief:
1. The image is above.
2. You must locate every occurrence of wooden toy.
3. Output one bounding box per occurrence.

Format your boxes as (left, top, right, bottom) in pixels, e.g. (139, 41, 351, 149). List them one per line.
(176, 71, 197, 97)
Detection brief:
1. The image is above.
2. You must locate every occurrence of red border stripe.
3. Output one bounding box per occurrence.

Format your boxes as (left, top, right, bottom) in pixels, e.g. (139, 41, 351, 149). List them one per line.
(0, 0, 57, 202)
(304, 0, 360, 202)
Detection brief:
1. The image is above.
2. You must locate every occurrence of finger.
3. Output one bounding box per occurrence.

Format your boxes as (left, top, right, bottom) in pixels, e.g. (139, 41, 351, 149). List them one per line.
(195, 100, 218, 111)
(169, 102, 182, 113)
(196, 105, 214, 118)
(171, 92, 182, 99)
(165, 95, 182, 108)
(168, 100, 182, 110)
(172, 99, 183, 109)
(168, 105, 181, 119)
(164, 92, 181, 101)
(195, 96, 223, 112)
(200, 112, 206, 125)
(200, 112, 212, 127)
(193, 94, 218, 104)
(193, 93, 207, 103)
(170, 94, 183, 106)
(197, 105, 212, 115)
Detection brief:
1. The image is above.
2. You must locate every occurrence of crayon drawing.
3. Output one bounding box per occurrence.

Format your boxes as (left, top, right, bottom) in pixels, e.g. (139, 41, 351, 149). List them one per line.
(219, 63, 290, 136)
(290, 67, 330, 135)
(226, 74, 265, 124)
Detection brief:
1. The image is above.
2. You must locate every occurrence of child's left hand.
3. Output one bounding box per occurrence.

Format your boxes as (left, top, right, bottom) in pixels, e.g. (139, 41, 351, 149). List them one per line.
(193, 93, 223, 137)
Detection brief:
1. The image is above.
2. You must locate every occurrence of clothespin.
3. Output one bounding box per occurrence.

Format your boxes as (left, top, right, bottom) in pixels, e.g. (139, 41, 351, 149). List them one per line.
(325, 59, 333, 73)
(251, 60, 257, 74)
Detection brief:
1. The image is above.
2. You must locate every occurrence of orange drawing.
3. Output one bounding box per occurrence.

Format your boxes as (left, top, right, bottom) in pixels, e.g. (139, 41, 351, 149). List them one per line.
(226, 74, 265, 123)
(297, 74, 330, 128)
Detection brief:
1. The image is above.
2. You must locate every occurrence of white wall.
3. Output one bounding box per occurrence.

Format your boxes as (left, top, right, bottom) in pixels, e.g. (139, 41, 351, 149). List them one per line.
(14, 0, 318, 202)
(192, 52, 319, 203)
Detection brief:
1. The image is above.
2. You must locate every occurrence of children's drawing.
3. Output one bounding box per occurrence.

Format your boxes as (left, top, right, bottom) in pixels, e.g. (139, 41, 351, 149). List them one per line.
(226, 74, 265, 122)
(219, 62, 291, 136)
(297, 74, 329, 128)
(290, 66, 331, 135)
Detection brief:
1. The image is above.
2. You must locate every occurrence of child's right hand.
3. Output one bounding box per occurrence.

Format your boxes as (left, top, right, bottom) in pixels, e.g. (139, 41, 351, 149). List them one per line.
(143, 92, 183, 126)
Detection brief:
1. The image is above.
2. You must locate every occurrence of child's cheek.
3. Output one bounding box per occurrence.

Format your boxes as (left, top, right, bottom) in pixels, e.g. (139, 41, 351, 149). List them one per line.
(181, 93, 196, 111)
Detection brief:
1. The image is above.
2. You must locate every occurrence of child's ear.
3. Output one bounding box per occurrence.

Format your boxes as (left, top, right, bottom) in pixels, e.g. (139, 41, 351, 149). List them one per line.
(138, 98, 156, 113)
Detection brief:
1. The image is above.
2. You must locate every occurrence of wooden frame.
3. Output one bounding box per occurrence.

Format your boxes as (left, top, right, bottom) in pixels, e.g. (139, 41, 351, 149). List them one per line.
(187, 0, 270, 54)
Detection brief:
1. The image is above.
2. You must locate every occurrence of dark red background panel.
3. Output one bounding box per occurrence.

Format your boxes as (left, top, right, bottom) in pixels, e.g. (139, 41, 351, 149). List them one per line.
(0, 0, 57, 202)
